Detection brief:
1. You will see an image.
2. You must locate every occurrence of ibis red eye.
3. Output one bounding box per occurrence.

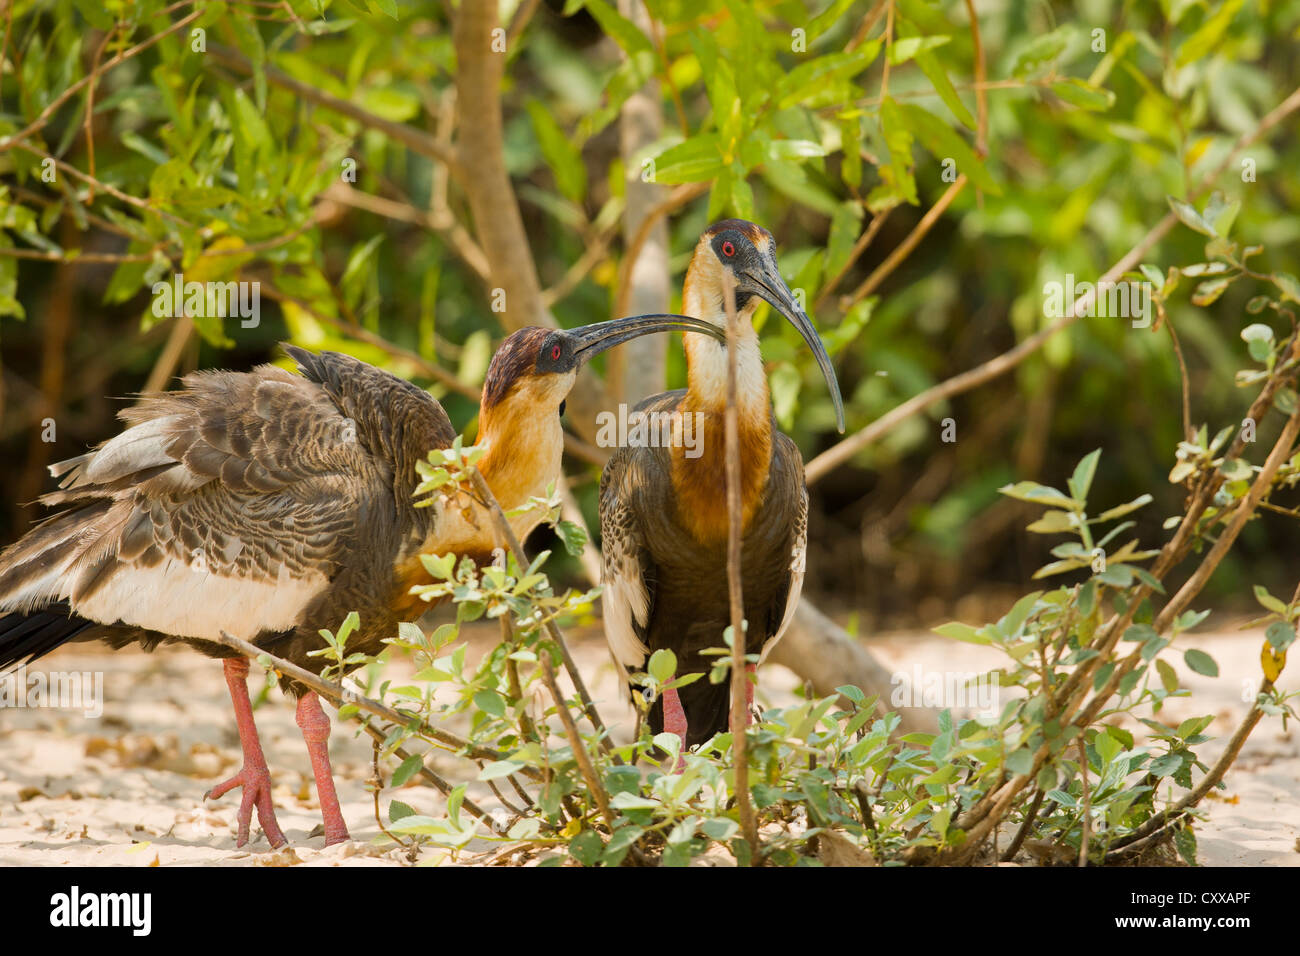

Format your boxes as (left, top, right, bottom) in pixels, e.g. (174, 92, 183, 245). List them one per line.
(722, 240, 735, 258)
(551, 344, 562, 360)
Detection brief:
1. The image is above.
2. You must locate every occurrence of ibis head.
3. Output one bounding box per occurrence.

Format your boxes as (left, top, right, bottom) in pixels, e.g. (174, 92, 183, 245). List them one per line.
(481, 313, 726, 414)
(684, 219, 845, 433)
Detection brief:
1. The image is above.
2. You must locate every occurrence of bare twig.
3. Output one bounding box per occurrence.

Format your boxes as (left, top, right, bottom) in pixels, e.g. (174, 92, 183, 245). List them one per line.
(1076, 736, 1090, 867)
(721, 270, 759, 859)
(464, 467, 615, 755)
(839, 173, 967, 312)
(539, 652, 616, 830)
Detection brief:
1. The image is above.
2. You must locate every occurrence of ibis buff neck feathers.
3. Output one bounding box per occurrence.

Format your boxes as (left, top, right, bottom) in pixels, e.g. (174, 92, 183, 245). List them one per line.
(672, 220, 845, 541)
(418, 315, 726, 558)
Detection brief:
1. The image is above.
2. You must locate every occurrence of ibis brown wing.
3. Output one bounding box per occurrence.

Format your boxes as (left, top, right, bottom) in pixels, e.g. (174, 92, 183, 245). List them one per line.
(596, 393, 809, 744)
(0, 349, 457, 661)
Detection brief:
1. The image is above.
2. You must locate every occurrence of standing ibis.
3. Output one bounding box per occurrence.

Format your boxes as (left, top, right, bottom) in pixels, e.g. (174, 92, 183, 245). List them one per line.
(599, 219, 844, 750)
(0, 312, 722, 848)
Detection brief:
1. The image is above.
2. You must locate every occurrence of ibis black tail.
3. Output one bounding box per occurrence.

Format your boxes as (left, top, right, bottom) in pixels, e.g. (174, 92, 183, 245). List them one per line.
(0, 603, 96, 672)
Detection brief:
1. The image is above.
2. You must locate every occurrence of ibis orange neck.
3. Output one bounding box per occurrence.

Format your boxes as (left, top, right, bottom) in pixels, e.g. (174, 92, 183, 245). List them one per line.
(670, 268, 773, 544)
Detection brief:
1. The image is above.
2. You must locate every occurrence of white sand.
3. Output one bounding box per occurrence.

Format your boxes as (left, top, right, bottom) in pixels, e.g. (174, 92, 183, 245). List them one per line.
(0, 623, 1294, 866)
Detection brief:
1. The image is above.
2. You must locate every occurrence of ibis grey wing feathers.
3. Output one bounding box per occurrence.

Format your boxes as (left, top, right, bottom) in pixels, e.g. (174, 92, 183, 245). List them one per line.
(598, 447, 658, 674)
(0, 348, 457, 652)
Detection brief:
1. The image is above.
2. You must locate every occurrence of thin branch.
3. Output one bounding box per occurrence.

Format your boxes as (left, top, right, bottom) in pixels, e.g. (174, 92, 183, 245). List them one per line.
(814, 206, 893, 311)
(464, 467, 616, 755)
(359, 721, 510, 837)
(721, 270, 759, 858)
(539, 652, 616, 830)
(839, 173, 967, 312)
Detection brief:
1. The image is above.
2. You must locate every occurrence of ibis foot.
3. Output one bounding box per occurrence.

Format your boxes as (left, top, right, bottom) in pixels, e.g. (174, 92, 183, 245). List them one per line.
(208, 657, 287, 849)
(295, 691, 350, 845)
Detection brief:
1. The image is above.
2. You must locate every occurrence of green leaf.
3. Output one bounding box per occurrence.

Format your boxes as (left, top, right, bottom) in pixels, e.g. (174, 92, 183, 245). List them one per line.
(933, 622, 990, 644)
(999, 481, 1081, 510)
(473, 689, 506, 718)
(1095, 494, 1154, 523)
(1011, 26, 1071, 78)
(479, 759, 525, 780)
(650, 136, 725, 185)
(1026, 510, 1075, 534)
(648, 648, 677, 683)
(556, 519, 588, 557)
(527, 100, 586, 203)
(1192, 277, 1230, 307)
(584, 0, 652, 55)
(775, 45, 881, 109)
(914, 48, 975, 128)
(1252, 584, 1288, 614)
(1156, 658, 1180, 694)
(1266, 620, 1296, 652)
(1176, 0, 1244, 65)
(1005, 748, 1034, 775)
(1273, 272, 1300, 305)
(390, 753, 424, 788)
(888, 35, 951, 65)
(1168, 197, 1216, 237)
(1184, 648, 1219, 677)
(896, 102, 1000, 194)
(1050, 78, 1115, 111)
(569, 829, 605, 866)
(1068, 449, 1101, 502)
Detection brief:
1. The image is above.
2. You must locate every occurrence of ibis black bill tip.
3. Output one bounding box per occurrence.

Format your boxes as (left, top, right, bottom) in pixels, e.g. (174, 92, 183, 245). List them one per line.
(745, 267, 846, 434)
(570, 313, 726, 362)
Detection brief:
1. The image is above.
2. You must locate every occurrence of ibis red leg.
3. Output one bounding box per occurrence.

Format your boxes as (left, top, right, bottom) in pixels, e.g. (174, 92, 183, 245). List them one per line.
(206, 657, 287, 848)
(729, 663, 758, 733)
(661, 686, 689, 773)
(295, 691, 350, 845)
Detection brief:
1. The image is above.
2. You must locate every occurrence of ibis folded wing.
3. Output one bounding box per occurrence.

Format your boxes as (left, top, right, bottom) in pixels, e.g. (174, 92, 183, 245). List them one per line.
(0, 348, 456, 645)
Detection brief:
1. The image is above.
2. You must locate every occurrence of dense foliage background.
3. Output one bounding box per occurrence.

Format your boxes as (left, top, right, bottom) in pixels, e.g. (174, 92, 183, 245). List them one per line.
(2, 0, 1298, 631)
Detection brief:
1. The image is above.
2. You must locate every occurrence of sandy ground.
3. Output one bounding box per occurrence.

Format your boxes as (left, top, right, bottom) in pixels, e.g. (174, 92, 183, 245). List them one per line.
(0, 621, 1296, 867)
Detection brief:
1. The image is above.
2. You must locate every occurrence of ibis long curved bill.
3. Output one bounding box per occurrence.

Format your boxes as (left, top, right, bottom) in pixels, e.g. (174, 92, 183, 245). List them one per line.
(569, 312, 727, 362)
(741, 265, 845, 433)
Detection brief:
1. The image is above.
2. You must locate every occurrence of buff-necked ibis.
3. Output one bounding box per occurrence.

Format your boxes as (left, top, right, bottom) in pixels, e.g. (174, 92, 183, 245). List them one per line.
(0, 312, 722, 847)
(599, 219, 844, 751)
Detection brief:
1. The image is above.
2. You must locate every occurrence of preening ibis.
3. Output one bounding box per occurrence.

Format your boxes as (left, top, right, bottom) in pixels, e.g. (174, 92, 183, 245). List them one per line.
(599, 219, 844, 750)
(0, 312, 722, 847)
